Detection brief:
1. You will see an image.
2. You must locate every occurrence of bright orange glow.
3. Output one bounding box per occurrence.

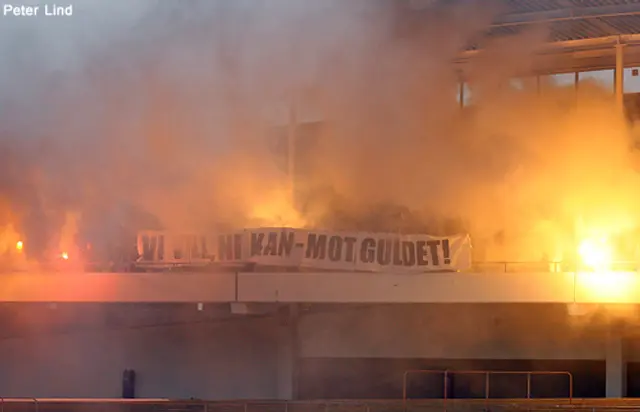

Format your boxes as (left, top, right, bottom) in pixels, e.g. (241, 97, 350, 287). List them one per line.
(248, 190, 306, 227)
(58, 211, 79, 262)
(578, 236, 613, 271)
(573, 232, 640, 302)
(578, 271, 638, 302)
(15, 240, 23, 251)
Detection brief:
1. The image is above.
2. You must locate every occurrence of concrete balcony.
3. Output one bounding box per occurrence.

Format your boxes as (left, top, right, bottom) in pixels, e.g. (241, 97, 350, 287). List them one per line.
(0, 264, 637, 304)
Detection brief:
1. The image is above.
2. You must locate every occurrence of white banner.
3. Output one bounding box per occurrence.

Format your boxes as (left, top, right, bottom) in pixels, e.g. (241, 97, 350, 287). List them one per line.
(136, 228, 472, 272)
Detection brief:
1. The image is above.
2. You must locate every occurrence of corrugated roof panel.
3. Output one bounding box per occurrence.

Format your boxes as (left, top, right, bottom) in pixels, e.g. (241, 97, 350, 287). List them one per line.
(503, 0, 565, 13)
(480, 20, 619, 42)
(568, 0, 640, 7)
(485, 25, 524, 37)
(456, 0, 640, 51)
(594, 15, 640, 33)
(550, 19, 613, 40)
(501, 0, 640, 13)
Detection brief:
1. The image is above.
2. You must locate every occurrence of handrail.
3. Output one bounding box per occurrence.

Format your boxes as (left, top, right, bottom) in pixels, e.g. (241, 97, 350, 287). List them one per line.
(4, 398, 640, 412)
(402, 369, 574, 410)
(472, 261, 563, 272)
(5, 258, 640, 273)
(473, 260, 640, 273)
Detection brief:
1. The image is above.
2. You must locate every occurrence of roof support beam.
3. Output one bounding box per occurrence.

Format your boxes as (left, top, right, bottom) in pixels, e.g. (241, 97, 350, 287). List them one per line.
(458, 34, 640, 61)
(454, 36, 640, 76)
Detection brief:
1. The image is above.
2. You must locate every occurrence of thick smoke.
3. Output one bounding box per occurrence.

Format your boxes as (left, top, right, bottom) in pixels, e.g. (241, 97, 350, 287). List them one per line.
(0, 0, 637, 263)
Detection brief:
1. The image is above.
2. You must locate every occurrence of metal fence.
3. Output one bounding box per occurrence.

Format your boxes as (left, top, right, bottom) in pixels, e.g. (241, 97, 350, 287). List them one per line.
(402, 370, 574, 408)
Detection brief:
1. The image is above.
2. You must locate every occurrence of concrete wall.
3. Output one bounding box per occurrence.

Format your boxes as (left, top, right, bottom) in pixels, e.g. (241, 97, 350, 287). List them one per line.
(238, 272, 577, 303)
(0, 302, 637, 399)
(298, 304, 611, 360)
(0, 315, 281, 399)
(5, 271, 640, 305)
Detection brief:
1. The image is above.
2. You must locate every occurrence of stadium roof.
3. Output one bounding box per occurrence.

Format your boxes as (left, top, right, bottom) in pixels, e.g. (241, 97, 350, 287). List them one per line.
(492, 0, 640, 41)
(452, 0, 640, 73)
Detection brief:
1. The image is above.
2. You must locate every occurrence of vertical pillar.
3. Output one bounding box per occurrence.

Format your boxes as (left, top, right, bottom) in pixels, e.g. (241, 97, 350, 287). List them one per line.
(616, 42, 626, 110)
(276, 304, 299, 400)
(606, 329, 627, 398)
(287, 102, 297, 208)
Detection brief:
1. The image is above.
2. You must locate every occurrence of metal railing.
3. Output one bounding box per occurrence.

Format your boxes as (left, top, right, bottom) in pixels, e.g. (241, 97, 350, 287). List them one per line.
(472, 261, 563, 273)
(472, 260, 640, 273)
(402, 370, 574, 410)
(5, 258, 640, 274)
(3, 398, 640, 412)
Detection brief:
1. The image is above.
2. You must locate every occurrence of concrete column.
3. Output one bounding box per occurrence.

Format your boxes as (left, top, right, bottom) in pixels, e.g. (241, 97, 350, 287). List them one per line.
(615, 43, 625, 110)
(287, 102, 297, 208)
(276, 304, 299, 400)
(606, 330, 627, 398)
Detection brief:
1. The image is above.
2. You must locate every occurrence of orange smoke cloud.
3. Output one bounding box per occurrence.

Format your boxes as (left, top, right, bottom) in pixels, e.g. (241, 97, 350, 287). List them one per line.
(0, 0, 637, 267)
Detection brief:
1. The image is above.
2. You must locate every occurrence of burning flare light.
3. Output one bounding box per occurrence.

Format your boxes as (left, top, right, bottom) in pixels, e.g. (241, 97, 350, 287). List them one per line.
(248, 190, 306, 228)
(576, 235, 637, 302)
(15, 240, 23, 251)
(578, 236, 613, 272)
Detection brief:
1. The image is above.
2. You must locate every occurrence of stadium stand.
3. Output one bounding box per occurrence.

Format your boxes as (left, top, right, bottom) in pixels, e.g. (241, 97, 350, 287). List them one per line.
(7, 0, 640, 407)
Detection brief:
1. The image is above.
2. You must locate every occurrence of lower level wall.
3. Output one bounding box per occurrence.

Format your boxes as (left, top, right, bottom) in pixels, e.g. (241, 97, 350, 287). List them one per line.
(297, 358, 605, 399)
(294, 304, 639, 399)
(297, 304, 613, 360)
(0, 315, 281, 399)
(0, 303, 636, 400)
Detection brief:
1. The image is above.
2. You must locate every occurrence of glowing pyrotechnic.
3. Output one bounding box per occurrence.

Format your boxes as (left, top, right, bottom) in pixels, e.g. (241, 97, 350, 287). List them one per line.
(577, 271, 637, 302)
(248, 191, 306, 228)
(575, 235, 638, 302)
(15, 240, 23, 251)
(578, 236, 612, 271)
(58, 212, 78, 262)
